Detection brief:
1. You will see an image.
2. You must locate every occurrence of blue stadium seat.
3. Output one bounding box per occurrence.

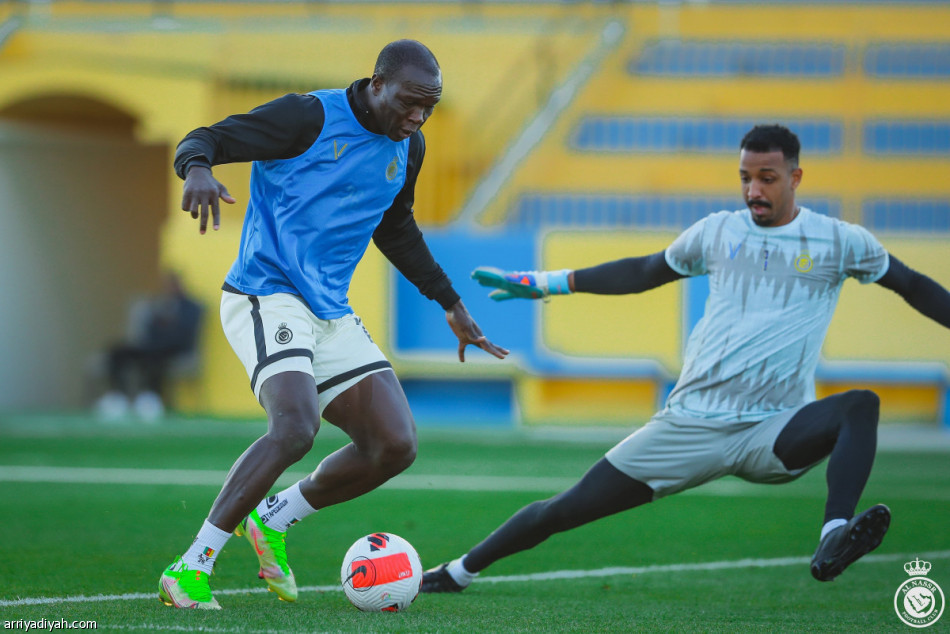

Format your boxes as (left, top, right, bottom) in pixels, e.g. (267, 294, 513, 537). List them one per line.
(509, 194, 840, 229)
(863, 121, 950, 155)
(865, 44, 950, 77)
(864, 199, 950, 233)
(631, 40, 846, 77)
(570, 117, 843, 154)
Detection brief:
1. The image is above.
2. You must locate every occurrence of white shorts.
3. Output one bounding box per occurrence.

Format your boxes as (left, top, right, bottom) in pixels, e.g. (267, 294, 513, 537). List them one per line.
(220, 291, 392, 415)
(605, 407, 814, 500)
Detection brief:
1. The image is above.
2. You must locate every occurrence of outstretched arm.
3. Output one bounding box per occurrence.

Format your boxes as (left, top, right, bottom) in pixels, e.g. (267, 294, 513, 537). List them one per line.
(875, 254, 950, 329)
(572, 251, 685, 294)
(473, 251, 684, 301)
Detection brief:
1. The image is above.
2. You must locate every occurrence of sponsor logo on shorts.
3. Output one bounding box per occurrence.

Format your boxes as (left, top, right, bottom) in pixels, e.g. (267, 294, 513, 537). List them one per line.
(895, 558, 944, 628)
(275, 323, 293, 344)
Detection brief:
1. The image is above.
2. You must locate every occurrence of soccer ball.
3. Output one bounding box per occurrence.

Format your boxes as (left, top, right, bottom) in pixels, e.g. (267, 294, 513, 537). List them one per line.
(340, 532, 422, 612)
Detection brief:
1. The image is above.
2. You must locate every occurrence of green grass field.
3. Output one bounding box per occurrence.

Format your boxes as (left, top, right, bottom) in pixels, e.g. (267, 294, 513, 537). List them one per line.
(1, 414, 948, 633)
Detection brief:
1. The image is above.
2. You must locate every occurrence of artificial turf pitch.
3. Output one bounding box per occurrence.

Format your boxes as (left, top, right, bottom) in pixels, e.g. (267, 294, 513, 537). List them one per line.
(1, 414, 947, 632)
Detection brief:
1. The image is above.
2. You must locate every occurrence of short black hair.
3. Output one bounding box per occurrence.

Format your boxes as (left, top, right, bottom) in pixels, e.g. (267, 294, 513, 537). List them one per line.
(740, 124, 800, 167)
(374, 40, 440, 80)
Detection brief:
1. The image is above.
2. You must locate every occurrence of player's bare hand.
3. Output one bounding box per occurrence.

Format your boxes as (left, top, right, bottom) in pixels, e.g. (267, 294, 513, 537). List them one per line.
(181, 166, 236, 234)
(446, 300, 509, 362)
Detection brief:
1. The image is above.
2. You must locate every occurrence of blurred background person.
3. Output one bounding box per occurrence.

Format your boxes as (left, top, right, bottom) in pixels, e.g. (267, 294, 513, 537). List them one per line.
(95, 271, 203, 422)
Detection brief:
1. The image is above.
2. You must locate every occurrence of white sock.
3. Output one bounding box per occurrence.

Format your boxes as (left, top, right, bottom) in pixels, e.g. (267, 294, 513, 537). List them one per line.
(446, 556, 478, 587)
(181, 520, 231, 574)
(820, 518, 848, 541)
(255, 481, 317, 533)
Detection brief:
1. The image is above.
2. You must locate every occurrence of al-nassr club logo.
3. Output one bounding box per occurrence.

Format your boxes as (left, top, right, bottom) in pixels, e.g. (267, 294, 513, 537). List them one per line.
(386, 156, 399, 181)
(793, 252, 813, 273)
(275, 322, 293, 345)
(895, 558, 944, 628)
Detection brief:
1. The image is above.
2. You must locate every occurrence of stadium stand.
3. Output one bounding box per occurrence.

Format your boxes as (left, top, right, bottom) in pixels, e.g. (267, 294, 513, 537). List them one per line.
(570, 117, 843, 154)
(864, 121, 950, 155)
(509, 193, 840, 229)
(631, 40, 847, 77)
(436, 3, 950, 426)
(865, 43, 950, 77)
(1, 3, 947, 426)
(865, 199, 950, 233)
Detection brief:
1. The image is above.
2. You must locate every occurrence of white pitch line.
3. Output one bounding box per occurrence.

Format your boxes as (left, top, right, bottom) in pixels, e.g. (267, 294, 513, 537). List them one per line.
(478, 549, 950, 584)
(0, 465, 578, 492)
(3, 550, 949, 608)
(4, 465, 950, 501)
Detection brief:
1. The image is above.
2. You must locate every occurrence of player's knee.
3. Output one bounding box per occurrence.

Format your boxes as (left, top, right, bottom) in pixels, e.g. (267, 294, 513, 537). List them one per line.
(372, 431, 417, 476)
(265, 426, 316, 463)
(268, 404, 320, 461)
(842, 389, 880, 427)
(855, 389, 880, 416)
(278, 425, 317, 461)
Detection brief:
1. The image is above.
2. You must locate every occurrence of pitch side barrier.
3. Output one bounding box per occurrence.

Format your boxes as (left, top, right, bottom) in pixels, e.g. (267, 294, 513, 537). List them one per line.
(816, 361, 950, 430)
(391, 228, 674, 427)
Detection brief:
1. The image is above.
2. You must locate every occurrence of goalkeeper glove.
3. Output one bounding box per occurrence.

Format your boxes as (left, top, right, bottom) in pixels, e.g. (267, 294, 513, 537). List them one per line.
(471, 266, 572, 301)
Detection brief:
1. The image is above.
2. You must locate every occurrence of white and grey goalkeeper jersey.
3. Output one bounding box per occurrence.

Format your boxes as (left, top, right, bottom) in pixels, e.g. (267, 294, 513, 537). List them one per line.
(663, 207, 889, 422)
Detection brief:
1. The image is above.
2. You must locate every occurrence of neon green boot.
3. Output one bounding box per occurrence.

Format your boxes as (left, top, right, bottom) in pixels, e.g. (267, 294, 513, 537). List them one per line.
(235, 509, 297, 602)
(158, 557, 221, 610)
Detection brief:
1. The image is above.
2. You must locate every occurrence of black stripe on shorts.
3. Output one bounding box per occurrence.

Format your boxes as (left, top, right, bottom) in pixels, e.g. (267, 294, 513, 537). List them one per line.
(250, 348, 315, 394)
(248, 296, 267, 364)
(316, 360, 393, 394)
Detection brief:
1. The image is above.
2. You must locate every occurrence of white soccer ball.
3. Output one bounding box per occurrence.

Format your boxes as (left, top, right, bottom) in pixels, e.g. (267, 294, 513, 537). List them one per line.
(340, 532, 423, 612)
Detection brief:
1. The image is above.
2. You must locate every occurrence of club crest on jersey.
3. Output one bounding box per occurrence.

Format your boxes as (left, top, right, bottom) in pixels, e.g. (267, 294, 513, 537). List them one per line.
(275, 323, 293, 344)
(794, 253, 814, 273)
(386, 156, 399, 181)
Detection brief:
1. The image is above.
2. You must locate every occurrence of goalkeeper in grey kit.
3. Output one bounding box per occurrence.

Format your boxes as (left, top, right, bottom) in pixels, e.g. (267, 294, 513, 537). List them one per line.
(422, 124, 950, 593)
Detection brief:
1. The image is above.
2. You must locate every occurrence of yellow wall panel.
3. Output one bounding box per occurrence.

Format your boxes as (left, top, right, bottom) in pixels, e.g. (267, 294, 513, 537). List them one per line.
(519, 376, 657, 426)
(817, 383, 941, 424)
(540, 231, 682, 371)
(825, 239, 950, 363)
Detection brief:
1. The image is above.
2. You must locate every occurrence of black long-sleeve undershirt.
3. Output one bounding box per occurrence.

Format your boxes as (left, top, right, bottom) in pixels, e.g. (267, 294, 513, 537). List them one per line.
(876, 254, 950, 329)
(573, 251, 684, 295)
(574, 250, 950, 332)
(173, 80, 460, 310)
(173, 93, 326, 179)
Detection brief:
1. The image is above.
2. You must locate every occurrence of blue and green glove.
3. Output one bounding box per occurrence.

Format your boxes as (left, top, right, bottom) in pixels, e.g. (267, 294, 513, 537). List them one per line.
(471, 267, 573, 301)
